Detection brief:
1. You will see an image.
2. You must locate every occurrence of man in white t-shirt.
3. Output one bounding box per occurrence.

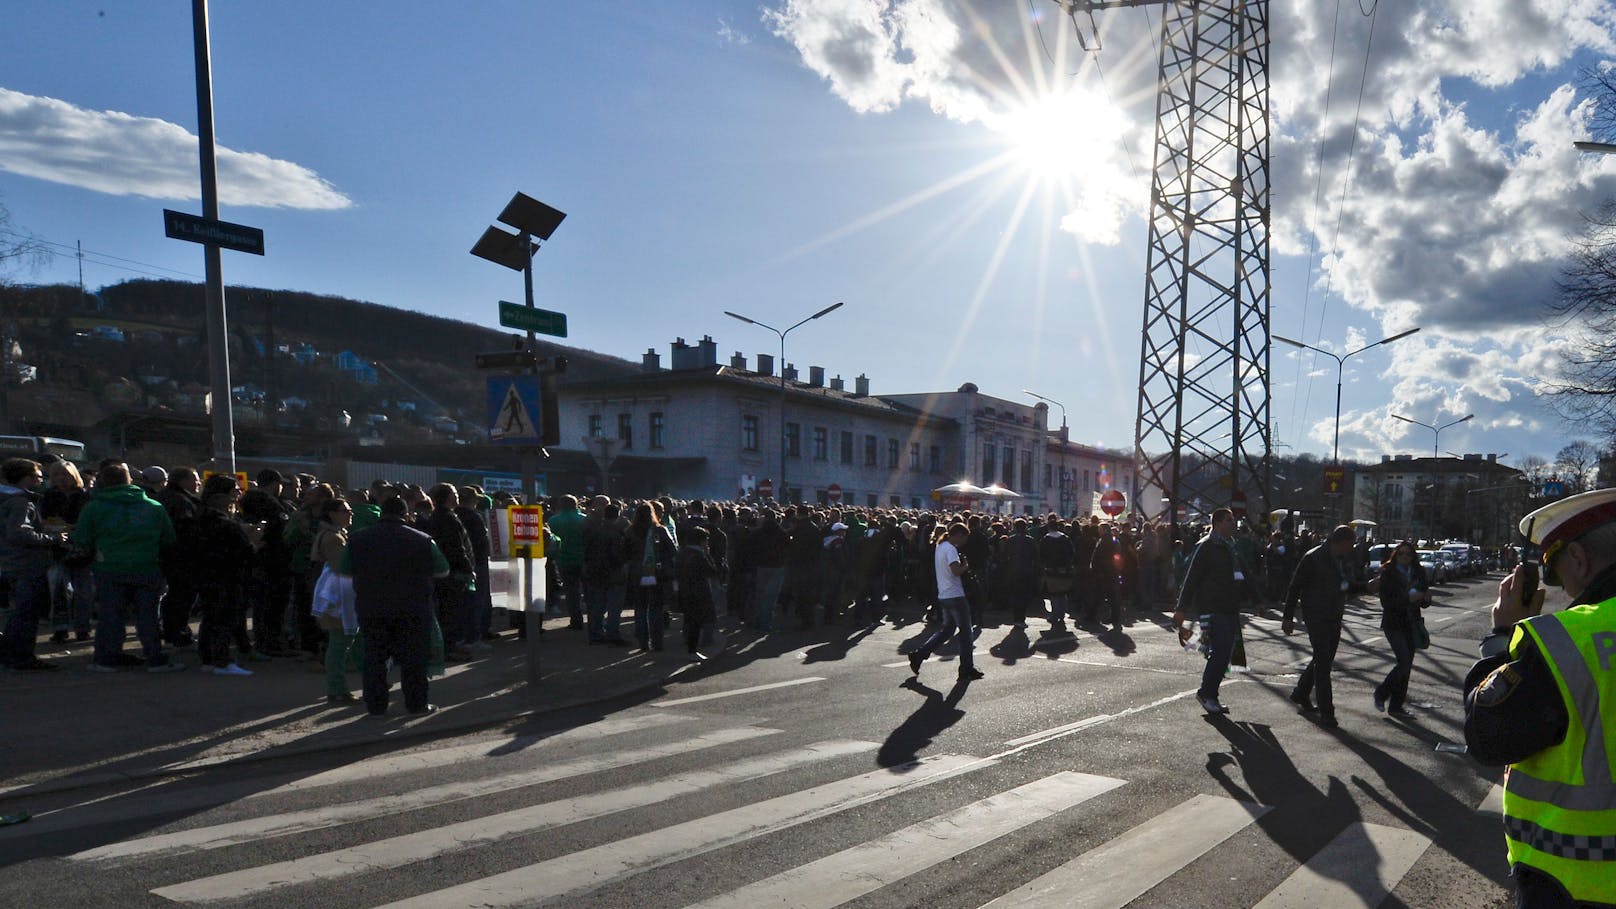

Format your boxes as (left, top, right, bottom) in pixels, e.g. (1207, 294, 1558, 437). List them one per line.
(908, 523, 983, 681)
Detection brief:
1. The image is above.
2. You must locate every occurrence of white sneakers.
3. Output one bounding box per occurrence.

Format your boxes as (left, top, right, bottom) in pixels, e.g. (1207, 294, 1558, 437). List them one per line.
(211, 663, 253, 676)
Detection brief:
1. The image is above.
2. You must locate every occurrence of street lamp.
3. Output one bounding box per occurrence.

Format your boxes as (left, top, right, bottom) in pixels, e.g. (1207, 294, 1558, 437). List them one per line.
(1024, 389, 1068, 514)
(1273, 327, 1420, 463)
(1391, 412, 1474, 460)
(724, 301, 844, 502)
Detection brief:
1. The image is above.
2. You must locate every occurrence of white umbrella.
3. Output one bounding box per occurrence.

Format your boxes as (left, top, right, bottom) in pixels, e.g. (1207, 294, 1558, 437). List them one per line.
(933, 481, 991, 497)
(983, 484, 1022, 499)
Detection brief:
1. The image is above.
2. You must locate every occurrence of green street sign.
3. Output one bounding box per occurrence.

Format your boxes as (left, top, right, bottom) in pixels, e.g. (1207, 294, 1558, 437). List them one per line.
(499, 301, 567, 338)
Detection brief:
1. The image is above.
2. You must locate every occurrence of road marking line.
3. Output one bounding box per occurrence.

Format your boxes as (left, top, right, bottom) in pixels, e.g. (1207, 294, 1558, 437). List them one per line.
(1478, 783, 1504, 816)
(1003, 689, 1202, 748)
(151, 739, 878, 903)
(373, 753, 987, 909)
(1251, 821, 1431, 909)
(653, 676, 826, 707)
(1055, 657, 1185, 675)
(683, 771, 1124, 909)
(981, 793, 1268, 908)
(71, 725, 778, 863)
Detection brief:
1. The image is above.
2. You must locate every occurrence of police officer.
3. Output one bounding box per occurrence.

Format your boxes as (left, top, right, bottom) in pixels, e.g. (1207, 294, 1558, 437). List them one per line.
(1464, 487, 1616, 907)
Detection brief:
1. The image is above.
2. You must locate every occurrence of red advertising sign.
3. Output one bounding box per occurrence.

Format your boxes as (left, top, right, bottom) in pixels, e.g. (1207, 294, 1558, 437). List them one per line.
(506, 504, 545, 559)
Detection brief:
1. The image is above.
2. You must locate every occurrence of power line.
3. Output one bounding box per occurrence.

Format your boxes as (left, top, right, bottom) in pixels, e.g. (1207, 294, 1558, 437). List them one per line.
(0, 228, 203, 281)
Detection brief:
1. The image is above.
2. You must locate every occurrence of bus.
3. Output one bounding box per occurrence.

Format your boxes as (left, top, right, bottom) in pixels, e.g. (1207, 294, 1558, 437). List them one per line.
(0, 435, 88, 464)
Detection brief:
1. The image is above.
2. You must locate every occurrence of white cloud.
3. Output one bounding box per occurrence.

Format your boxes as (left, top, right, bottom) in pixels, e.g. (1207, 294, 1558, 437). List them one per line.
(718, 17, 752, 46)
(0, 87, 350, 210)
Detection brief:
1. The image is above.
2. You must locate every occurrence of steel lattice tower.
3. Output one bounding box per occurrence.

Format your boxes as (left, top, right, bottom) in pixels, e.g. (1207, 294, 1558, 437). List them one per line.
(1066, 0, 1272, 522)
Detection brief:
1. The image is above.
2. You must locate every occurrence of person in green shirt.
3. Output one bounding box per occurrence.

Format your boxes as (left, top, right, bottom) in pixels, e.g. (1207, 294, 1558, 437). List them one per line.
(73, 463, 181, 672)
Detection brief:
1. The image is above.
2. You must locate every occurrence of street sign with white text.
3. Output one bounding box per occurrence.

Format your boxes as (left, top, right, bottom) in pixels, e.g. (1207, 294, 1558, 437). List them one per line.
(163, 209, 264, 256)
(499, 301, 568, 337)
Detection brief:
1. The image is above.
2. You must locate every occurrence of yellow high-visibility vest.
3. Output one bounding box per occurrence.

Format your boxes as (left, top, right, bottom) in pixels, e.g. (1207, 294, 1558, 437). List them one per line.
(1502, 599, 1616, 904)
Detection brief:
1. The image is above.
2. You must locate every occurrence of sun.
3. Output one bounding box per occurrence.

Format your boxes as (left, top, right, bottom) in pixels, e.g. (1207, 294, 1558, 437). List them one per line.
(991, 88, 1131, 184)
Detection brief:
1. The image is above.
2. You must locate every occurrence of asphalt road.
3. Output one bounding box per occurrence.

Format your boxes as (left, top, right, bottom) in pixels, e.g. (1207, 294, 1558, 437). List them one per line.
(0, 572, 1516, 908)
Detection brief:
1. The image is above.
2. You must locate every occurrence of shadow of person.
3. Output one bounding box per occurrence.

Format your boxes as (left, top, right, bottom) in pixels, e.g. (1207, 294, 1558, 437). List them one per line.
(1096, 625, 1136, 657)
(876, 678, 970, 768)
(989, 626, 1033, 664)
(801, 624, 877, 664)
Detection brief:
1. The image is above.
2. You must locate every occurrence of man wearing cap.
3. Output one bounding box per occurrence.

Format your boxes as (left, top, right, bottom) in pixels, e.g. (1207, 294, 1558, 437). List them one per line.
(1464, 488, 1616, 907)
(1280, 525, 1357, 728)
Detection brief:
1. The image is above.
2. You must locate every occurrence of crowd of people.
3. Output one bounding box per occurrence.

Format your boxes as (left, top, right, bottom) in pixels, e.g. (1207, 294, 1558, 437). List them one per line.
(0, 457, 1486, 715)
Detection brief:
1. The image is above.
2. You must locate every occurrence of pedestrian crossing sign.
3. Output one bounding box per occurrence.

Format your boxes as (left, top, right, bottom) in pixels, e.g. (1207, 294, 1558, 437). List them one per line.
(487, 376, 543, 444)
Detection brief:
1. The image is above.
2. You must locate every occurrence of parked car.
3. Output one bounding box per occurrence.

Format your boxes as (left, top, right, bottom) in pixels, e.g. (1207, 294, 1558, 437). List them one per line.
(1441, 540, 1480, 575)
(1419, 551, 1451, 584)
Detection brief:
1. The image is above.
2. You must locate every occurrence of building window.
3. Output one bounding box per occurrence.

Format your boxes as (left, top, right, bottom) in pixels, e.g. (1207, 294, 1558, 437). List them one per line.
(864, 434, 878, 467)
(887, 439, 899, 469)
(1021, 450, 1033, 493)
(617, 413, 633, 450)
(1003, 445, 1015, 487)
(929, 445, 942, 473)
(1045, 464, 1053, 488)
(1083, 469, 1090, 492)
(840, 431, 854, 464)
(814, 427, 828, 461)
(785, 422, 801, 458)
(982, 443, 996, 483)
(890, 495, 902, 506)
(910, 442, 921, 469)
(866, 493, 878, 507)
(649, 412, 665, 449)
(588, 414, 603, 438)
(742, 414, 759, 452)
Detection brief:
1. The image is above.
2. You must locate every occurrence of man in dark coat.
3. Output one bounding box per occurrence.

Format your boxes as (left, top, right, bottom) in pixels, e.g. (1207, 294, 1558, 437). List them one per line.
(1281, 525, 1356, 727)
(343, 496, 450, 716)
(0, 458, 69, 670)
(1000, 518, 1042, 627)
(1174, 509, 1261, 715)
(421, 483, 475, 660)
(156, 467, 203, 648)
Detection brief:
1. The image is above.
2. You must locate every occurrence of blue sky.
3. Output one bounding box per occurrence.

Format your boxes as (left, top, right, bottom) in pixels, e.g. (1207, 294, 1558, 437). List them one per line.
(4, 1, 1616, 470)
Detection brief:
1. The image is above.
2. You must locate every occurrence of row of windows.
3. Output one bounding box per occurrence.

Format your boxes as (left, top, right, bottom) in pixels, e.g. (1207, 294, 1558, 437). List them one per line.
(588, 412, 665, 450)
(772, 421, 943, 472)
(984, 443, 1036, 492)
(1043, 464, 1119, 494)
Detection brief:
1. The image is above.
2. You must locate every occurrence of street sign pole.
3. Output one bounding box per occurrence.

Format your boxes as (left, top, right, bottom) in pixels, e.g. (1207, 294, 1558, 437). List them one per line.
(191, 0, 234, 473)
(519, 228, 542, 686)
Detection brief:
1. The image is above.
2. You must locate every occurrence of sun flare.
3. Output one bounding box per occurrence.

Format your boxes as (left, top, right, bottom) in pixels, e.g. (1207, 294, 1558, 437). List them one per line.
(992, 88, 1131, 184)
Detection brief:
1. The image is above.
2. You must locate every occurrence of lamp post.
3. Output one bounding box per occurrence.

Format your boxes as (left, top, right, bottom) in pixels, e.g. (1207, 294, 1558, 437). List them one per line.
(1024, 389, 1067, 513)
(1273, 327, 1420, 463)
(724, 302, 844, 503)
(1391, 412, 1474, 460)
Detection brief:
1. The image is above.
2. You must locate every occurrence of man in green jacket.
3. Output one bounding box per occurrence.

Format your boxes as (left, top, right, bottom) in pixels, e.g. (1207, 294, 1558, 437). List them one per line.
(73, 463, 182, 672)
(547, 495, 586, 628)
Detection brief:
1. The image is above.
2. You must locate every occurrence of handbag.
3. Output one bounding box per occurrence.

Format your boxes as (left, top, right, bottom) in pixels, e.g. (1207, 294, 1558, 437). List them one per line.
(1412, 614, 1431, 650)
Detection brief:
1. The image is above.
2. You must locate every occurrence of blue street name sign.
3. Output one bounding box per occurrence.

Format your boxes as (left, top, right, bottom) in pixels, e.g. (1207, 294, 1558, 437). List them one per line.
(487, 376, 543, 445)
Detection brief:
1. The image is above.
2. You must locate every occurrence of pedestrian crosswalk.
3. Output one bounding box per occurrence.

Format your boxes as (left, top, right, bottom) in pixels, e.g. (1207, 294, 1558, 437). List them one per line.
(38, 711, 1476, 908)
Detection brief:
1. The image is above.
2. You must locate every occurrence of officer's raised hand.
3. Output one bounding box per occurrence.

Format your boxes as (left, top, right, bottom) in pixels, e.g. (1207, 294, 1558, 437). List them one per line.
(1491, 562, 1545, 629)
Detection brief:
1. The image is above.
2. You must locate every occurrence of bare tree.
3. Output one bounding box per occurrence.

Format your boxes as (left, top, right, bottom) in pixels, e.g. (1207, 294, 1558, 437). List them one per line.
(1518, 455, 1551, 491)
(0, 201, 46, 282)
(1556, 440, 1602, 493)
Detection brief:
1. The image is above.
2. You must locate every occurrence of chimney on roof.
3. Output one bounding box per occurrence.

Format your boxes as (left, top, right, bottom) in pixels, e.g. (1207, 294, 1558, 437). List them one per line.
(669, 337, 698, 370)
(829, 374, 845, 392)
(730, 351, 747, 370)
(642, 348, 661, 372)
(756, 353, 774, 376)
(782, 362, 798, 382)
(697, 335, 718, 367)
(1488, 453, 1497, 462)
(854, 374, 869, 397)
(808, 366, 825, 387)
(1381, 454, 1391, 463)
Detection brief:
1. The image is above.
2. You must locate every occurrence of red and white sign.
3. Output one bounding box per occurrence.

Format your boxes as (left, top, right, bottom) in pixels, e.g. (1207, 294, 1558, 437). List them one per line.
(757, 478, 774, 498)
(506, 504, 545, 559)
(1099, 489, 1126, 517)
(1230, 490, 1248, 518)
(827, 483, 842, 502)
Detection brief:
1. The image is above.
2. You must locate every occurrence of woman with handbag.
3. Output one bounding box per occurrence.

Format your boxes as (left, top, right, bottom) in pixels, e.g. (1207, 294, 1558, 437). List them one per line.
(311, 498, 362, 703)
(627, 501, 677, 652)
(1372, 540, 1431, 716)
